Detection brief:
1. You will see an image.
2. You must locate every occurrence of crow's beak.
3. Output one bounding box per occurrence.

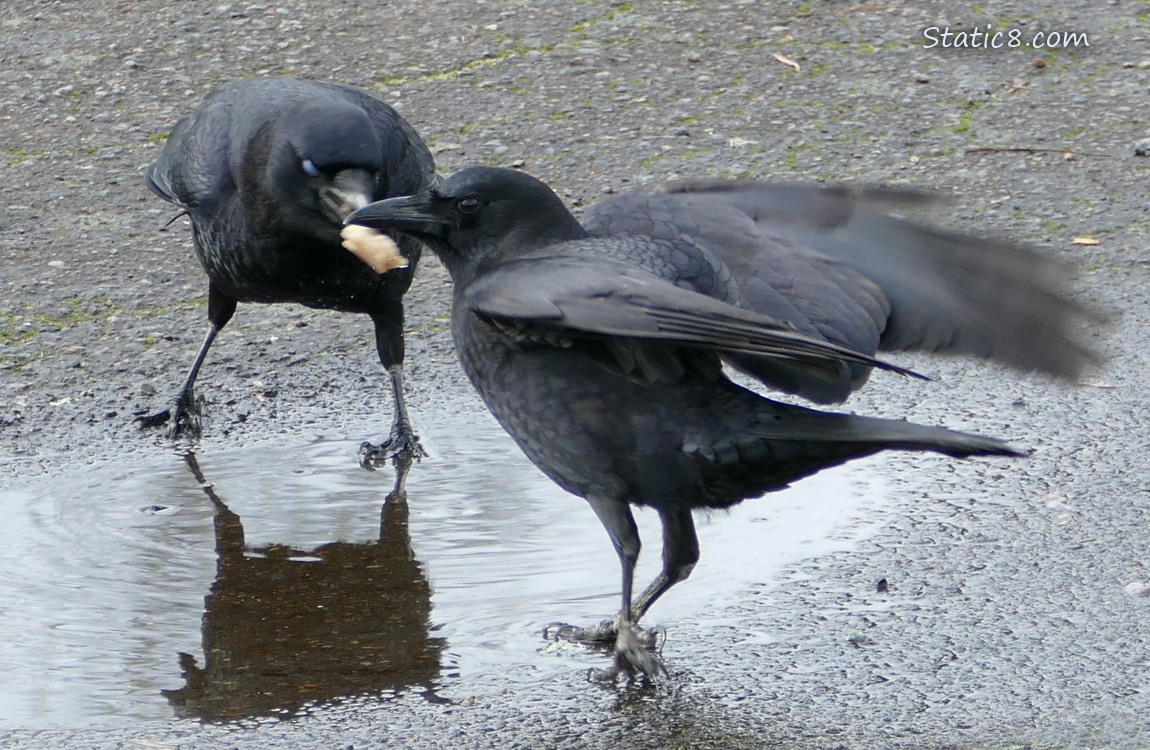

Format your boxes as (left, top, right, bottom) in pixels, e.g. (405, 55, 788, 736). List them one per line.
(345, 190, 448, 241)
(319, 168, 376, 224)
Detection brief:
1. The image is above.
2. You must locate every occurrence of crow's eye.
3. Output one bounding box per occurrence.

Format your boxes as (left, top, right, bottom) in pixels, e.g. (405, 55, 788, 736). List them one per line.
(457, 197, 480, 214)
(301, 159, 321, 178)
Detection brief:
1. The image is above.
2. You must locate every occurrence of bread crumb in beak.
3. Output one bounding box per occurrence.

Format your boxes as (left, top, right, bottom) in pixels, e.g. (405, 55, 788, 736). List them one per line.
(341, 225, 409, 273)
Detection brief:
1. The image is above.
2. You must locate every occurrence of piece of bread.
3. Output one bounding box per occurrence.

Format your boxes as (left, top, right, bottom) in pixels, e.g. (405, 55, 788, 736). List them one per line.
(341, 225, 409, 273)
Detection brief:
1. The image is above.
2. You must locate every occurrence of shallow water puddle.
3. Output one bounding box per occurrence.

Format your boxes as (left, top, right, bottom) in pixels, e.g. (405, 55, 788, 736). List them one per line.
(0, 415, 891, 727)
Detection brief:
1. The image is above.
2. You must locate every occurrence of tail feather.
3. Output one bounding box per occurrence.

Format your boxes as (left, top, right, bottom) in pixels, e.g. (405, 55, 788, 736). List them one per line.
(688, 397, 1022, 507)
(748, 403, 1023, 459)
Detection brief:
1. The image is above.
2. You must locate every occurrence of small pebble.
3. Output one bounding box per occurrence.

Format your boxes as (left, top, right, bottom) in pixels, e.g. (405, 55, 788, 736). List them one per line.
(1124, 581, 1150, 598)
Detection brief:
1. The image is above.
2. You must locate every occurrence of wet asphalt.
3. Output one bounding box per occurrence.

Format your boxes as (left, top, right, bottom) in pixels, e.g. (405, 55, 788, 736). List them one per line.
(1, 0, 1149, 748)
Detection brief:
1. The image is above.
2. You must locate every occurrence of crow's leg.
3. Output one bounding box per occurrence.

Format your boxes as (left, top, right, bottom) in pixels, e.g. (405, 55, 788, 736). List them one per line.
(544, 497, 667, 680)
(631, 505, 699, 623)
(139, 284, 236, 439)
(360, 308, 427, 482)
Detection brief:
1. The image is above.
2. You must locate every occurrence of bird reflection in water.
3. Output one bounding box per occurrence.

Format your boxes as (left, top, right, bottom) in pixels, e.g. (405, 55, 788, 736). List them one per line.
(162, 453, 446, 720)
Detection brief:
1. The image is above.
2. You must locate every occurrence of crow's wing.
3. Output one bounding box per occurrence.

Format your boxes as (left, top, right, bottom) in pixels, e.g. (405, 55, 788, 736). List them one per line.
(461, 249, 926, 387)
(145, 95, 234, 210)
(584, 187, 891, 355)
(661, 180, 1097, 377)
(584, 189, 892, 400)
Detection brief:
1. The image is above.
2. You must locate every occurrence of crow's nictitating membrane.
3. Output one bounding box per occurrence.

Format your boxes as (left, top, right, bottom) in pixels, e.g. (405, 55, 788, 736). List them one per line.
(140, 78, 435, 481)
(347, 166, 1099, 679)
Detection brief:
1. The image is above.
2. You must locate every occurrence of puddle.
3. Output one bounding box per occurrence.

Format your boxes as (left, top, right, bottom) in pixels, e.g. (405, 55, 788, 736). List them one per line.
(0, 414, 892, 728)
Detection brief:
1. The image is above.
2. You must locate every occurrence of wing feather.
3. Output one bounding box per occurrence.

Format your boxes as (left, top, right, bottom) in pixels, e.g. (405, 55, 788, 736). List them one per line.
(463, 255, 926, 380)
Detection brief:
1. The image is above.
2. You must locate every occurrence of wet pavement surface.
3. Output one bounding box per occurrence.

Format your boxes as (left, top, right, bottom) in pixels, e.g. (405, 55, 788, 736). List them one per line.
(0, 417, 894, 728)
(2, 0, 1149, 748)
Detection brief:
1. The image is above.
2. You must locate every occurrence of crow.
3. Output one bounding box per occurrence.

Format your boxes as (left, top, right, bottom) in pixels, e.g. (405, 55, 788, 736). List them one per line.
(140, 78, 436, 476)
(346, 166, 1097, 679)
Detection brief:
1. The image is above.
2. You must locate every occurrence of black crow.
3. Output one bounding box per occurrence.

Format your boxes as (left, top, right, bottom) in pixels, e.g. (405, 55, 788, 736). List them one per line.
(140, 78, 436, 476)
(346, 166, 1096, 679)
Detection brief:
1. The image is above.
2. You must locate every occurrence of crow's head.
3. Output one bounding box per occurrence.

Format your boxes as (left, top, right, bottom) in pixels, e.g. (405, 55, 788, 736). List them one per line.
(345, 167, 587, 284)
(268, 100, 386, 229)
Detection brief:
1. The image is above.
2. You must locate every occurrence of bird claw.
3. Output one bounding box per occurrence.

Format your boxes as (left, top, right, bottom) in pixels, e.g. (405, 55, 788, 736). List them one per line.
(614, 622, 669, 680)
(135, 408, 171, 430)
(545, 618, 667, 679)
(543, 619, 617, 645)
(358, 422, 428, 471)
(137, 393, 203, 439)
(544, 619, 664, 650)
(578, 622, 668, 682)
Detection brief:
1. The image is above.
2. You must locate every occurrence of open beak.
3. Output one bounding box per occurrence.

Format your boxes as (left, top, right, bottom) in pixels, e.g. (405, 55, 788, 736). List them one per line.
(345, 189, 448, 242)
(319, 168, 376, 224)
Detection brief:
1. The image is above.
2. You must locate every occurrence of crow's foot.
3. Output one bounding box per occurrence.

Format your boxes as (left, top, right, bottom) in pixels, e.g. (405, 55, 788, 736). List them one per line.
(137, 392, 203, 439)
(359, 420, 428, 471)
(545, 617, 666, 680)
(591, 621, 668, 682)
(544, 619, 663, 649)
(135, 409, 171, 430)
(545, 619, 614, 645)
